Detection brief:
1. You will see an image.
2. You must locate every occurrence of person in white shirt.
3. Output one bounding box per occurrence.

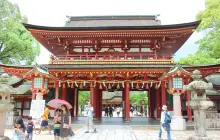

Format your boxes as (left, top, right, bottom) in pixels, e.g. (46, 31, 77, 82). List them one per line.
(84, 102, 96, 133)
(116, 106, 121, 117)
(159, 105, 171, 140)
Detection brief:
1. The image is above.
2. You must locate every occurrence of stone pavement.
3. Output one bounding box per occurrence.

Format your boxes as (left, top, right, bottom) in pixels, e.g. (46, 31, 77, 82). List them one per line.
(4, 125, 220, 140)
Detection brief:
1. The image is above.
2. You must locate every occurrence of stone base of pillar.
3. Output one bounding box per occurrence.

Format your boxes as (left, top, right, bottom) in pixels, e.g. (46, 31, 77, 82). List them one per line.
(171, 116, 186, 130)
(0, 112, 6, 137)
(36, 92, 43, 100)
(187, 136, 212, 140)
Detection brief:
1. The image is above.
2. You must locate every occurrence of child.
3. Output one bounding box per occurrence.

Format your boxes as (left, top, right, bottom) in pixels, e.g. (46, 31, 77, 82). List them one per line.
(12, 118, 27, 140)
(26, 116, 35, 140)
(53, 108, 62, 140)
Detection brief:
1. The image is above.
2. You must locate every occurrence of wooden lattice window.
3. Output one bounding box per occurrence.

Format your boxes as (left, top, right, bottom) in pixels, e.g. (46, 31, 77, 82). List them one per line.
(34, 78, 43, 88)
(173, 78, 183, 88)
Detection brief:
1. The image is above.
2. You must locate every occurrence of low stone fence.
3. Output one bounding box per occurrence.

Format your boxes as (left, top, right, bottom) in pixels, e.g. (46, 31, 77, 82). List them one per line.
(5, 111, 14, 129)
(206, 111, 220, 130)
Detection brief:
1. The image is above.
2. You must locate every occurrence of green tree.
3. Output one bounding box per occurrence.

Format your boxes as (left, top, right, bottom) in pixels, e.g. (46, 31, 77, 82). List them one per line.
(130, 92, 148, 106)
(0, 0, 40, 64)
(78, 91, 90, 107)
(179, 0, 220, 64)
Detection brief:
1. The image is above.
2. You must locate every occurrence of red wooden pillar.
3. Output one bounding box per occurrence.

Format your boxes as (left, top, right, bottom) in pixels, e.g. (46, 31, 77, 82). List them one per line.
(76, 89, 79, 116)
(90, 82, 94, 105)
(156, 87, 161, 118)
(96, 89, 102, 120)
(186, 91, 192, 121)
(31, 79, 36, 100)
(161, 81, 166, 106)
(99, 90, 103, 119)
(61, 83, 67, 100)
(32, 91, 36, 100)
(150, 88, 155, 118)
(122, 87, 126, 118)
(125, 82, 130, 121)
(55, 80, 59, 99)
(71, 88, 75, 117)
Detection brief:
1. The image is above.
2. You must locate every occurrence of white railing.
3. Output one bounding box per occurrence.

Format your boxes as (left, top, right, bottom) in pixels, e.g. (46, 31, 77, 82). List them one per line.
(206, 111, 220, 130)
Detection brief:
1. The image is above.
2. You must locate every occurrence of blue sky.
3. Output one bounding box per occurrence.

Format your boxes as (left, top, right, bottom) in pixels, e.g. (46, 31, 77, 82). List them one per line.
(10, 0, 205, 64)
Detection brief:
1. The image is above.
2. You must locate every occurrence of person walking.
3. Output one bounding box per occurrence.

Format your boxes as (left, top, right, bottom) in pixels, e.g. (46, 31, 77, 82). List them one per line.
(116, 106, 121, 117)
(130, 106, 133, 117)
(60, 104, 73, 140)
(109, 106, 113, 117)
(159, 105, 172, 140)
(53, 108, 62, 140)
(38, 105, 51, 134)
(26, 116, 35, 140)
(104, 106, 109, 117)
(84, 102, 96, 133)
(12, 118, 27, 140)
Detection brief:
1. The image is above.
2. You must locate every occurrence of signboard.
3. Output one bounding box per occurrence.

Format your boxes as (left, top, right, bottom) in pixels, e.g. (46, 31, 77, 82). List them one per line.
(29, 100, 45, 128)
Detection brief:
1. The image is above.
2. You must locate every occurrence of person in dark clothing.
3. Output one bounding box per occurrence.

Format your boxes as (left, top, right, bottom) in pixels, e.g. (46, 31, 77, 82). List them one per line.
(26, 116, 35, 140)
(104, 106, 109, 117)
(109, 106, 113, 117)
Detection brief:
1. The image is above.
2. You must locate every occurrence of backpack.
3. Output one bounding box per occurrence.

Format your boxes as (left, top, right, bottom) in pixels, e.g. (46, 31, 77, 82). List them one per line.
(164, 112, 172, 124)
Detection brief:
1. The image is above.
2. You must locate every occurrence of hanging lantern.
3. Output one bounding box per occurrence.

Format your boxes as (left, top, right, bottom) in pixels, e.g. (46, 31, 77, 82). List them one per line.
(67, 80, 70, 87)
(136, 83, 140, 89)
(71, 82, 74, 88)
(99, 83, 103, 89)
(103, 81, 106, 87)
(122, 81, 125, 88)
(63, 83, 65, 88)
(59, 80, 61, 87)
(83, 81, 86, 87)
(131, 81, 134, 89)
(150, 81, 153, 87)
(75, 81, 78, 87)
(146, 83, 149, 89)
(126, 82, 129, 88)
(79, 83, 83, 89)
(108, 83, 111, 89)
(142, 82, 145, 88)
(117, 83, 120, 89)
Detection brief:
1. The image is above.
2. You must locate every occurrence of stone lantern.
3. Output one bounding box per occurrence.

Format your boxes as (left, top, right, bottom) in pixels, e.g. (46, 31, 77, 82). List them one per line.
(184, 70, 214, 140)
(0, 73, 19, 138)
(22, 64, 56, 100)
(160, 64, 192, 130)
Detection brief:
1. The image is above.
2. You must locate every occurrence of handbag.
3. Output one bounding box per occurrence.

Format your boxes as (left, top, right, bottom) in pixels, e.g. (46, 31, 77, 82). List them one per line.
(68, 128, 75, 136)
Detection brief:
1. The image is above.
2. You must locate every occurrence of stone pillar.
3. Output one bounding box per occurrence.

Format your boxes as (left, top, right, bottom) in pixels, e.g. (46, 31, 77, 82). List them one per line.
(171, 93, 186, 130)
(125, 82, 130, 122)
(36, 92, 44, 100)
(55, 80, 59, 99)
(0, 111, 6, 137)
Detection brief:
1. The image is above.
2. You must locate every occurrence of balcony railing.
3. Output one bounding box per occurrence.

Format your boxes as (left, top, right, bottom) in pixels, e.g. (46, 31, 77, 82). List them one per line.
(49, 54, 173, 64)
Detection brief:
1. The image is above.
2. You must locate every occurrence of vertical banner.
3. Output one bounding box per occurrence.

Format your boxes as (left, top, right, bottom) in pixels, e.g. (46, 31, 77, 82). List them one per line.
(29, 100, 45, 129)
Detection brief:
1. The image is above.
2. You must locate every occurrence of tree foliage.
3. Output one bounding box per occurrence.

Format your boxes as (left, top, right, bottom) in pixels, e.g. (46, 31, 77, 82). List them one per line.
(179, 0, 220, 64)
(78, 91, 90, 107)
(130, 92, 148, 106)
(0, 0, 40, 64)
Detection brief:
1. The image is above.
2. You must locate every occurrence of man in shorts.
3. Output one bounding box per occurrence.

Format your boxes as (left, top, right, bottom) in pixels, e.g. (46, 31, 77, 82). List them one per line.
(38, 105, 51, 134)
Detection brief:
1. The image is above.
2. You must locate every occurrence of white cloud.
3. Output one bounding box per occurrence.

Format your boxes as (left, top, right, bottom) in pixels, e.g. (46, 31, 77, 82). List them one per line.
(10, 0, 205, 64)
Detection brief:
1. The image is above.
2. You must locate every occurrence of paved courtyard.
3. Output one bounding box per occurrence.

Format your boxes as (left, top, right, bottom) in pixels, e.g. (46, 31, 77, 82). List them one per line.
(4, 125, 220, 140)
